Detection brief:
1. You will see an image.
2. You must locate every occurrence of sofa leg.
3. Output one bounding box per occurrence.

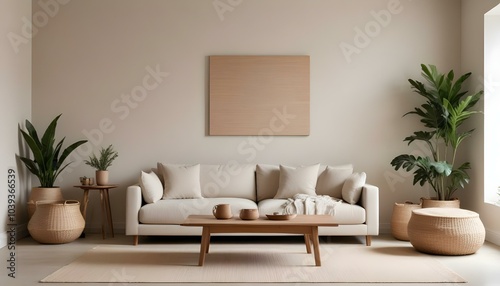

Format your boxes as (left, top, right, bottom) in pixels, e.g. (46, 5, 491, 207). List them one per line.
(133, 235, 139, 246)
(365, 235, 371, 246)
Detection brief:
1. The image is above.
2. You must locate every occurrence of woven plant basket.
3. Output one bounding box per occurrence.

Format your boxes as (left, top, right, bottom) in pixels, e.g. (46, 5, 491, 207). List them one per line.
(28, 200, 85, 244)
(391, 201, 421, 241)
(408, 207, 485, 255)
(27, 187, 64, 220)
(421, 197, 460, 208)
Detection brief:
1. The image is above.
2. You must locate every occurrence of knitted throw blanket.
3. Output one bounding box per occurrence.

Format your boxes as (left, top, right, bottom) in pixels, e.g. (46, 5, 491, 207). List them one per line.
(282, 194, 342, 215)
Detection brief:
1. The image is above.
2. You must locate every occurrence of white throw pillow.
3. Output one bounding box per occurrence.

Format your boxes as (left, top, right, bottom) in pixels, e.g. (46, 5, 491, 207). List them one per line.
(274, 164, 320, 199)
(139, 171, 163, 204)
(342, 172, 366, 204)
(316, 165, 354, 199)
(161, 163, 203, 199)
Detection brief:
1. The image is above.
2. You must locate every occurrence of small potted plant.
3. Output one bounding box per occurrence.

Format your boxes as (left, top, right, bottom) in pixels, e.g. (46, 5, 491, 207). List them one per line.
(84, 145, 118, 186)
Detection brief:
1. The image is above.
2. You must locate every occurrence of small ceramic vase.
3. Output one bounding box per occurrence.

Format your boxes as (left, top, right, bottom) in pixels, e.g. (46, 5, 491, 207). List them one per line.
(212, 204, 232, 219)
(239, 209, 259, 220)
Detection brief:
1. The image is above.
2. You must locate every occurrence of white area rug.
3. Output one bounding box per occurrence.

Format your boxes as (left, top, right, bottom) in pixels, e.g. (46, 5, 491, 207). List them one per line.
(41, 243, 466, 283)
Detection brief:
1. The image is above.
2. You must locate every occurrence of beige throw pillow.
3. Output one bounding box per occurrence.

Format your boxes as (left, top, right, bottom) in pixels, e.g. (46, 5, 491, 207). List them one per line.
(161, 163, 203, 199)
(274, 164, 320, 199)
(342, 172, 366, 204)
(316, 165, 354, 199)
(256, 164, 280, 201)
(139, 171, 163, 204)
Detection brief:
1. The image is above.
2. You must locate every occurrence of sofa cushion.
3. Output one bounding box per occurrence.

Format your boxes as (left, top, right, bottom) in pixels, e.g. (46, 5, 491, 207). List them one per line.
(274, 164, 320, 199)
(316, 164, 353, 199)
(161, 163, 203, 199)
(151, 167, 163, 185)
(200, 164, 256, 200)
(139, 198, 258, 224)
(256, 164, 280, 201)
(139, 171, 163, 203)
(342, 172, 366, 204)
(258, 199, 366, 224)
(257, 164, 354, 201)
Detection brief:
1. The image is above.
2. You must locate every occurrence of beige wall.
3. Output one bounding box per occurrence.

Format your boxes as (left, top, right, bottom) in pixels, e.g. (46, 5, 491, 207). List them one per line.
(461, 0, 500, 245)
(0, 0, 32, 247)
(31, 0, 464, 235)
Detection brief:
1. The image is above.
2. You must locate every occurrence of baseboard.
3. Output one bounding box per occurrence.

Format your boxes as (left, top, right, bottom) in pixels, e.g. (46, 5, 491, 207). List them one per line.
(486, 228, 500, 246)
(0, 224, 29, 248)
(83, 221, 126, 235)
(379, 222, 391, 234)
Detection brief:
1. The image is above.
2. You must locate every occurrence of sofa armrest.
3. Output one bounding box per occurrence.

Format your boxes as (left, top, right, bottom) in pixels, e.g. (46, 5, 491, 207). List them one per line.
(360, 184, 379, 235)
(126, 185, 142, 235)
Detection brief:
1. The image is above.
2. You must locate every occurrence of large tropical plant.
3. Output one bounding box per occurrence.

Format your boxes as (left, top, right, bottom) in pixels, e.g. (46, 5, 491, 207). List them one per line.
(19, 114, 88, 187)
(390, 64, 482, 200)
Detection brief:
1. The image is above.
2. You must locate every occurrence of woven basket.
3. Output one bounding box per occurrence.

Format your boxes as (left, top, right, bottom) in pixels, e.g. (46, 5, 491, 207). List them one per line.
(408, 208, 485, 255)
(421, 197, 460, 208)
(391, 202, 421, 241)
(28, 200, 85, 244)
(27, 187, 64, 220)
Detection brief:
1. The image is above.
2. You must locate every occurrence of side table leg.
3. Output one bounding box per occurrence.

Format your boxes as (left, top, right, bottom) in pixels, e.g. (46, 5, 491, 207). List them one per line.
(81, 189, 89, 220)
(80, 189, 90, 238)
(104, 189, 114, 238)
(100, 190, 106, 239)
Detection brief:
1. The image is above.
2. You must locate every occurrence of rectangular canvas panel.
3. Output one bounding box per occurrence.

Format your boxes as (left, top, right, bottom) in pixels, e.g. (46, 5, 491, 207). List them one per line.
(209, 56, 310, 135)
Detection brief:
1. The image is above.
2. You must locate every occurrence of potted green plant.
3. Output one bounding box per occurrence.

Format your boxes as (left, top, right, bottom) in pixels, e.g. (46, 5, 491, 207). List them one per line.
(84, 145, 118, 186)
(19, 114, 88, 217)
(390, 64, 483, 207)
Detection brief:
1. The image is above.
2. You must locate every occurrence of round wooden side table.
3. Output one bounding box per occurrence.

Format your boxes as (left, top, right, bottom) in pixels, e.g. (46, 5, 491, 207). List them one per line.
(74, 185, 118, 239)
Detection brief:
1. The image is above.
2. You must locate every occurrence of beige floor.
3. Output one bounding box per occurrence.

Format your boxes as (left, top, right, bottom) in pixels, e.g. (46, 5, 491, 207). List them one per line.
(1, 233, 499, 286)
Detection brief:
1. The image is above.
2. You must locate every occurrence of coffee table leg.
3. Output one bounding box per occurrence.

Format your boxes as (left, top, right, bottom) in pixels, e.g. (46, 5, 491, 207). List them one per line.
(304, 234, 312, 253)
(311, 227, 321, 266)
(199, 227, 210, 266)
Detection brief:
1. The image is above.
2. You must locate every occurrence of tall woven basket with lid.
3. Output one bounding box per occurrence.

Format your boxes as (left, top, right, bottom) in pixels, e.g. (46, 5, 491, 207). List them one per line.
(28, 200, 85, 244)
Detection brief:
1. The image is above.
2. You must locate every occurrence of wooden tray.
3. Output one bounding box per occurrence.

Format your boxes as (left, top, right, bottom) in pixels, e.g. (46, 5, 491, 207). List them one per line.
(266, 214, 297, 220)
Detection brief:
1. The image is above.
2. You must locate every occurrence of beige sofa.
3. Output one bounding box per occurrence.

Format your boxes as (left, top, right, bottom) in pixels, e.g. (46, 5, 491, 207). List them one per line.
(126, 163, 379, 245)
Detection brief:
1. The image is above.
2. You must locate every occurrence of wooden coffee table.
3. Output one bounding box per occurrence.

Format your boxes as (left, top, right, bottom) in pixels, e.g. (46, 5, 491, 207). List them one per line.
(181, 214, 338, 266)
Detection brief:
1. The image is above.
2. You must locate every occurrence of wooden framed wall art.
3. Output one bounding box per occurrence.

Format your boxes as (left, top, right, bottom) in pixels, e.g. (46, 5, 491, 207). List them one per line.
(209, 55, 310, 136)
